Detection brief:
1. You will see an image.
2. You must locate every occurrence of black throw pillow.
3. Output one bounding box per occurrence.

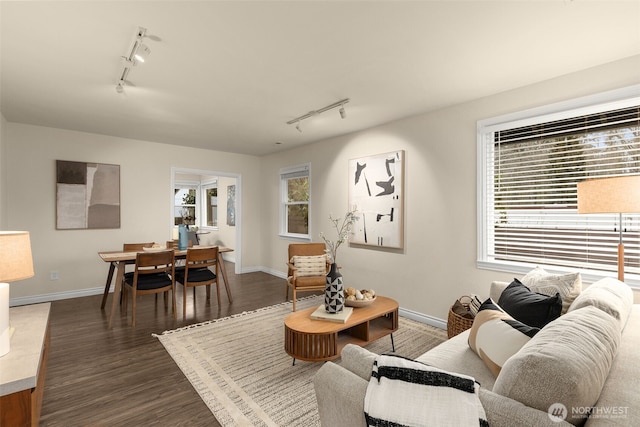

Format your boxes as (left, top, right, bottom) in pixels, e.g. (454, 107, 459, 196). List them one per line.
(497, 278, 562, 328)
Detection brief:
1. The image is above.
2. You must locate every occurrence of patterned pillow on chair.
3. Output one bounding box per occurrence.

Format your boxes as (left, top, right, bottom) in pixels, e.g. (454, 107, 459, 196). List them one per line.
(291, 255, 327, 277)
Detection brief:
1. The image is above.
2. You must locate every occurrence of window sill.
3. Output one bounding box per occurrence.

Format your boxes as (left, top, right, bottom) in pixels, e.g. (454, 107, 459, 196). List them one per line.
(477, 259, 640, 289)
(279, 233, 311, 242)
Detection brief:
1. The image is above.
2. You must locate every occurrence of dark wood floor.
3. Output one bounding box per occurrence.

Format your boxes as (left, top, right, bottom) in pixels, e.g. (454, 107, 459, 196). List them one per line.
(40, 262, 316, 426)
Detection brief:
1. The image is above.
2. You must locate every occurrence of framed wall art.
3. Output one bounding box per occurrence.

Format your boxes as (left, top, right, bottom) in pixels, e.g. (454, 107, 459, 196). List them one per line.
(56, 160, 120, 230)
(227, 184, 236, 226)
(348, 150, 404, 248)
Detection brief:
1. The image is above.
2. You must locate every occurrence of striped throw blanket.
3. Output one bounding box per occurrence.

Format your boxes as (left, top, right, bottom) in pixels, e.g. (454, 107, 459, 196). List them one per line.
(364, 354, 489, 427)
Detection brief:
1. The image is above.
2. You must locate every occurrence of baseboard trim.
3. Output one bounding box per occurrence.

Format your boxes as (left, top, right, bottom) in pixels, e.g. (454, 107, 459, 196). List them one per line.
(10, 286, 106, 307)
(10, 269, 448, 331)
(399, 306, 446, 330)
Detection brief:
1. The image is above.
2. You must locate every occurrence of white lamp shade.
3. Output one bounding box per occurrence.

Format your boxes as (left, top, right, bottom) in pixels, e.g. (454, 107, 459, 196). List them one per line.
(0, 231, 34, 282)
(577, 176, 640, 214)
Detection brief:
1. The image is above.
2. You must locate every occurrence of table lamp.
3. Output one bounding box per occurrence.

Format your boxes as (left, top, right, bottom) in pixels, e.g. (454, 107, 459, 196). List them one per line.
(0, 231, 34, 357)
(577, 176, 640, 282)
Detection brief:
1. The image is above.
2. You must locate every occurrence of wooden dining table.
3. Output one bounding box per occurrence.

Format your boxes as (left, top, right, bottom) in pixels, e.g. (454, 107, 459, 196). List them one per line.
(98, 245, 234, 328)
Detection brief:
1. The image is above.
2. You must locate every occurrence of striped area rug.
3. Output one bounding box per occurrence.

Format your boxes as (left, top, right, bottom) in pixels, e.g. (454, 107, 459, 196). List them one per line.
(154, 295, 447, 427)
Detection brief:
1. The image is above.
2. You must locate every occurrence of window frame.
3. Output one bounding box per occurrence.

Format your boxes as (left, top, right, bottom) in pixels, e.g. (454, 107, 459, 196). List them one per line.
(174, 181, 199, 226)
(279, 163, 311, 240)
(477, 85, 640, 287)
(174, 180, 219, 230)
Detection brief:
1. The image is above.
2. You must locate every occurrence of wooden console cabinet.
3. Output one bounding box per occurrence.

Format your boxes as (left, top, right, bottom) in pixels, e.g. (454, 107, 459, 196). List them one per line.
(0, 303, 51, 427)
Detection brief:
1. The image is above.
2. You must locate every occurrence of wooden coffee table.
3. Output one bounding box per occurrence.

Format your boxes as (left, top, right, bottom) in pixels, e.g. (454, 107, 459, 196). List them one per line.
(284, 296, 399, 363)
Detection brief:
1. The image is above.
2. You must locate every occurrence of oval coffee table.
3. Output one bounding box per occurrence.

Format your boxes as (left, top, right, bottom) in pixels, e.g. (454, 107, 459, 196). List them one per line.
(284, 296, 399, 364)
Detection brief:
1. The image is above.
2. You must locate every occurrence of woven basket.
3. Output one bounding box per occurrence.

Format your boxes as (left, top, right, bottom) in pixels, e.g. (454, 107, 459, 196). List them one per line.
(447, 295, 474, 339)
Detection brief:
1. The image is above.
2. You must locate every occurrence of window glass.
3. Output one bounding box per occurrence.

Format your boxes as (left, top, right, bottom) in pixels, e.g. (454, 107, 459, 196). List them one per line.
(281, 164, 310, 238)
(174, 187, 197, 225)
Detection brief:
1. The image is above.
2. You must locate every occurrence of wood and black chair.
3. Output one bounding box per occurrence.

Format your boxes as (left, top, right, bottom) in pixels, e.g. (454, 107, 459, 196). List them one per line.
(123, 249, 176, 327)
(286, 243, 329, 311)
(100, 242, 154, 309)
(174, 246, 220, 318)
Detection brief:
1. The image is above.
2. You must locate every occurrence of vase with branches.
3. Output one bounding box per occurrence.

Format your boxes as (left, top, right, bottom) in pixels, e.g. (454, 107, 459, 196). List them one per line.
(320, 209, 359, 264)
(320, 209, 358, 313)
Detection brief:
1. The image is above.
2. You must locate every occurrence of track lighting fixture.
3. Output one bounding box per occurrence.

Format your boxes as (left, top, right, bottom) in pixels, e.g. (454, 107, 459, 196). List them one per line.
(115, 26, 151, 93)
(287, 98, 350, 130)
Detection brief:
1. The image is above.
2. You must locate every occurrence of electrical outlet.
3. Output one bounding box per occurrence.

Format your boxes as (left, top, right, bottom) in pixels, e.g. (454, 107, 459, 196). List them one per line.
(50, 271, 58, 281)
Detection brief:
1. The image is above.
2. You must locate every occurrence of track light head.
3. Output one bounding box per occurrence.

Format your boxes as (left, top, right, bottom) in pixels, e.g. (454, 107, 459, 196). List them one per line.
(339, 105, 346, 119)
(134, 43, 151, 63)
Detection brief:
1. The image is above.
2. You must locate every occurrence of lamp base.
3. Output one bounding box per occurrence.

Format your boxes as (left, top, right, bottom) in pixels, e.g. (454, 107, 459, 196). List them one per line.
(0, 282, 9, 357)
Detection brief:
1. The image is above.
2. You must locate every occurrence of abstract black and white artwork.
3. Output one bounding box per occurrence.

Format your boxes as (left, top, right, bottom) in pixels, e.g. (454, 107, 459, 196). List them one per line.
(348, 150, 404, 248)
(56, 160, 120, 229)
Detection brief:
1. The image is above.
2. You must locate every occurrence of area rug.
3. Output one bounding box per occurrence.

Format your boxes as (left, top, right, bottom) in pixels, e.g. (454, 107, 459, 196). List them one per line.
(154, 295, 447, 427)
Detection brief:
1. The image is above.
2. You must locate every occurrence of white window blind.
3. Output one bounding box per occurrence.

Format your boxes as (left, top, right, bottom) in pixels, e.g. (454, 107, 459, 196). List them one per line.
(482, 104, 640, 276)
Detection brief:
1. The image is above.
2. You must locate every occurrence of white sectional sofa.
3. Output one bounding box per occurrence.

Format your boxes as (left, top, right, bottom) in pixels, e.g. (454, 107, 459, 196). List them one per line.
(314, 277, 639, 426)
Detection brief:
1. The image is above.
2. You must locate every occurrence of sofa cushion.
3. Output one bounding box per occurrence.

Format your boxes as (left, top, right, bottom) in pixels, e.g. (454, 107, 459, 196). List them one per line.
(489, 281, 509, 302)
(588, 305, 640, 427)
(493, 305, 621, 426)
(290, 254, 327, 277)
(568, 277, 633, 330)
(498, 279, 562, 328)
(416, 329, 497, 391)
(468, 298, 539, 377)
(521, 266, 582, 314)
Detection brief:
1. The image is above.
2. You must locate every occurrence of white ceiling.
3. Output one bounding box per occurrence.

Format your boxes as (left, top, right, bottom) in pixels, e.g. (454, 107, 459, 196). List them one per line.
(1, 1, 639, 156)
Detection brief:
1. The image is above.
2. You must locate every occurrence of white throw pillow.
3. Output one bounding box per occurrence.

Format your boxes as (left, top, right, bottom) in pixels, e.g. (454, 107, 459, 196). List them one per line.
(290, 255, 326, 277)
(521, 266, 582, 314)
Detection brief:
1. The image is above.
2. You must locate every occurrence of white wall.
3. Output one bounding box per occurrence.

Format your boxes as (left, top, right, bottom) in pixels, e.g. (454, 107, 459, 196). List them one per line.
(4, 123, 262, 303)
(4, 55, 639, 318)
(261, 55, 640, 321)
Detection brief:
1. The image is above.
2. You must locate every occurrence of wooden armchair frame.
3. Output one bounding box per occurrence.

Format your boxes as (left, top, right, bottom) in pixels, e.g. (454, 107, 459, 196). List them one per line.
(286, 243, 329, 311)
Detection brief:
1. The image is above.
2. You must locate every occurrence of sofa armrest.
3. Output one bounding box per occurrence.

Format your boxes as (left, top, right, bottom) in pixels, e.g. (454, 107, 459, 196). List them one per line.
(314, 362, 368, 427)
(479, 388, 573, 427)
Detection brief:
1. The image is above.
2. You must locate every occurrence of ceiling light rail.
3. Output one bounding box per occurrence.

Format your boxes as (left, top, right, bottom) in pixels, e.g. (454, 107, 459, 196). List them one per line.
(286, 98, 350, 132)
(115, 26, 151, 94)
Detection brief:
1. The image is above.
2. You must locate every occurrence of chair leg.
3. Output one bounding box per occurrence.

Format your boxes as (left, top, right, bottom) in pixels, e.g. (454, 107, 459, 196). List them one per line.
(131, 288, 137, 327)
(183, 284, 188, 319)
(285, 283, 289, 301)
(171, 286, 177, 319)
(292, 288, 297, 311)
(215, 281, 221, 308)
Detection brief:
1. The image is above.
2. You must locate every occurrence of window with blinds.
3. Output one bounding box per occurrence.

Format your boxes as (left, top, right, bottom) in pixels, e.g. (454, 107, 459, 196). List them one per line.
(480, 101, 640, 278)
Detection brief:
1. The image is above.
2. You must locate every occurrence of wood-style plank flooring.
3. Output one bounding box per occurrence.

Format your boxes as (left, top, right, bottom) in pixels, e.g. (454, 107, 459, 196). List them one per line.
(40, 262, 318, 426)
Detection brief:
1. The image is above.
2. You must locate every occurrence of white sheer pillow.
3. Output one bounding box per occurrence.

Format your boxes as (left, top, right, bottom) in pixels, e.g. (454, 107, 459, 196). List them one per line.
(291, 255, 327, 277)
(521, 267, 582, 314)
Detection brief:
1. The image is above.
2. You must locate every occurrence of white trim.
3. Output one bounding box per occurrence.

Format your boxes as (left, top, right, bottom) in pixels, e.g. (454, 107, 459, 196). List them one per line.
(279, 162, 311, 239)
(399, 307, 446, 330)
(10, 286, 106, 307)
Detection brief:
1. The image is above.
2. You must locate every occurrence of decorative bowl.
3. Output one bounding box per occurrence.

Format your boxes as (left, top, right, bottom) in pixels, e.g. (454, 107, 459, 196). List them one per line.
(345, 296, 376, 308)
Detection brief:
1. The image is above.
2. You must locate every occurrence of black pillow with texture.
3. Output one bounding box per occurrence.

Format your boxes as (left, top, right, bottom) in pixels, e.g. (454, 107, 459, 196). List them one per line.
(498, 279, 562, 328)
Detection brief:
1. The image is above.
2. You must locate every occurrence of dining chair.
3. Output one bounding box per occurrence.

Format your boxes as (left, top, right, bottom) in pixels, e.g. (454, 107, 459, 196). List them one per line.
(100, 242, 155, 309)
(286, 243, 329, 311)
(122, 249, 176, 327)
(174, 246, 220, 318)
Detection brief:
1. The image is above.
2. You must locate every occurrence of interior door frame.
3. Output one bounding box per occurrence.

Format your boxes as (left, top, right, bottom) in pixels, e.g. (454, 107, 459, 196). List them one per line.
(170, 167, 242, 274)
